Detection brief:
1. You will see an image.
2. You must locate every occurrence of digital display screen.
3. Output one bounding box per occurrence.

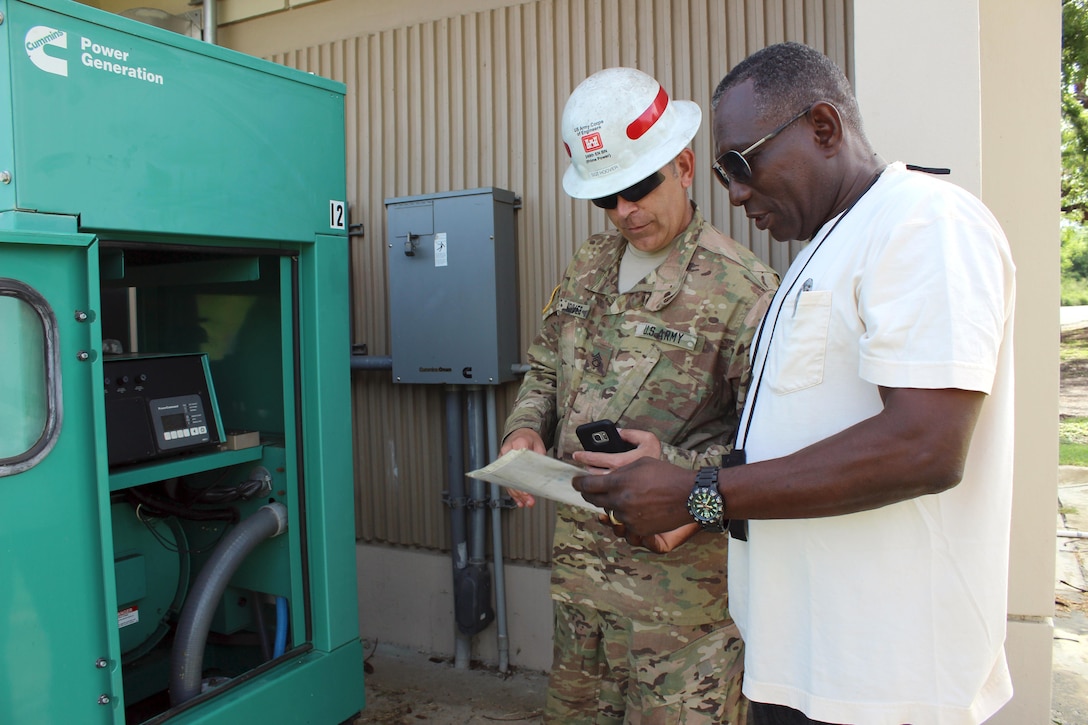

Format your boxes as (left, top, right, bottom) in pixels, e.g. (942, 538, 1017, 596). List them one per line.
(161, 413, 188, 432)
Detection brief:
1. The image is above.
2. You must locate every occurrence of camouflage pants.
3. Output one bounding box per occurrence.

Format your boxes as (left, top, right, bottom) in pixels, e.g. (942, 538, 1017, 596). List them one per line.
(544, 601, 747, 725)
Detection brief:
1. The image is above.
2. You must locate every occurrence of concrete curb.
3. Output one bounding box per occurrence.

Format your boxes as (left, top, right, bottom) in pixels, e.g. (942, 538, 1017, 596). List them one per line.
(1060, 466, 1088, 486)
(1054, 472, 1088, 725)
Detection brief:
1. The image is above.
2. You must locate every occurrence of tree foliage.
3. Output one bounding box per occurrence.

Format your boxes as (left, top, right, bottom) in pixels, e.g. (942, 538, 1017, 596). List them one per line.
(1064, 0, 1088, 220)
(1063, 0, 1088, 301)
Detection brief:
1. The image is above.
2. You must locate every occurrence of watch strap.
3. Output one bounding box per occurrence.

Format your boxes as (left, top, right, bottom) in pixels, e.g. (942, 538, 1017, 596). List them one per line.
(693, 466, 726, 532)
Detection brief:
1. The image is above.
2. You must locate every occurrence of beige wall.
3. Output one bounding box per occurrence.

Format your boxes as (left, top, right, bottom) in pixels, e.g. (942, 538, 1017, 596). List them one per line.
(980, 1, 1060, 722)
(216, 0, 515, 53)
(852, 1, 1057, 722)
(82, 0, 329, 27)
(356, 544, 556, 671)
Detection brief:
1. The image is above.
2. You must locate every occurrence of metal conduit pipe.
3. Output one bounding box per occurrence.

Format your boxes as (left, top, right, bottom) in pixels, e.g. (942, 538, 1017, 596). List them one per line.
(462, 388, 496, 639)
(169, 503, 289, 705)
(466, 388, 488, 569)
(445, 387, 472, 668)
(486, 386, 510, 673)
(202, 0, 217, 45)
(349, 354, 394, 371)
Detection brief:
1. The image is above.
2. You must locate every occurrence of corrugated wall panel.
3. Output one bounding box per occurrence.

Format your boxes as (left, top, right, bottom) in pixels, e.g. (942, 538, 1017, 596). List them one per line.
(271, 0, 850, 564)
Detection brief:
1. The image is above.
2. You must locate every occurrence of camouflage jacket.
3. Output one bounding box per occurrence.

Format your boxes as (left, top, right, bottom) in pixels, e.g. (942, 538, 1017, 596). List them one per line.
(503, 206, 778, 624)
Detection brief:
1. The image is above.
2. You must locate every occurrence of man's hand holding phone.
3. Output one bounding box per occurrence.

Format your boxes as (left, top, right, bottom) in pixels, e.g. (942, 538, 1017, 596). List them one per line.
(571, 422, 696, 552)
(576, 419, 636, 454)
(572, 422, 660, 472)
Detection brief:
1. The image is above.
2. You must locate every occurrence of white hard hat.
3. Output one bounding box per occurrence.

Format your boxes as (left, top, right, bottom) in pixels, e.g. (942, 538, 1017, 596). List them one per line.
(561, 68, 701, 199)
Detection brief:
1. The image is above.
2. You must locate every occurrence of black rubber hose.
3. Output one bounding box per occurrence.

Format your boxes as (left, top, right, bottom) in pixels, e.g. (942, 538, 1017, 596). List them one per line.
(126, 485, 238, 523)
(250, 591, 273, 661)
(168, 503, 288, 705)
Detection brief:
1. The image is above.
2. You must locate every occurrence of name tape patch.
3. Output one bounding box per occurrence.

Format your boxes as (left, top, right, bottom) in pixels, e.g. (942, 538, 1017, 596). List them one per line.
(555, 298, 589, 319)
(634, 323, 699, 351)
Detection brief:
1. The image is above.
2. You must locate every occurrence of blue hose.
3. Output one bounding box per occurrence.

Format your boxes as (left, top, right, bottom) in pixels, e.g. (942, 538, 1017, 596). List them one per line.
(273, 596, 288, 658)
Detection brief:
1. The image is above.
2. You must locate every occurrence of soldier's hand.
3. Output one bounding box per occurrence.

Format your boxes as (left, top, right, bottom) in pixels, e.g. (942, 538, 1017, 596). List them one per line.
(571, 427, 661, 473)
(598, 515, 702, 553)
(500, 428, 546, 507)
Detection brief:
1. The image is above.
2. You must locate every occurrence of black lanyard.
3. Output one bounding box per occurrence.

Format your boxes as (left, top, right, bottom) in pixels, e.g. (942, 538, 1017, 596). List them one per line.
(735, 167, 885, 452)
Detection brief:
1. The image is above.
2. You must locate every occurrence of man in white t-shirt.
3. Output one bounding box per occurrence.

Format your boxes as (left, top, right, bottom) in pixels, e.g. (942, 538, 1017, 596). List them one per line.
(573, 42, 1016, 725)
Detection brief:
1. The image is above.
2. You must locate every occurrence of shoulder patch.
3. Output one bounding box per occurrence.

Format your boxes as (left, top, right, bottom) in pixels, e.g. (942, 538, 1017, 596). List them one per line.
(696, 224, 779, 282)
(696, 225, 746, 263)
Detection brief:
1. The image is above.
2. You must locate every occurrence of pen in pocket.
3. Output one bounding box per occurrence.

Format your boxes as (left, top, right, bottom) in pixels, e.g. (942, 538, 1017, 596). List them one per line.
(793, 278, 814, 316)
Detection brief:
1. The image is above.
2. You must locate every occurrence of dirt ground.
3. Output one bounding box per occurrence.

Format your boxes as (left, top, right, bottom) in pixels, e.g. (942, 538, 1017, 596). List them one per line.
(1042, 321, 1088, 725)
(1059, 324, 1088, 624)
(350, 643, 546, 724)
(1061, 325, 1088, 418)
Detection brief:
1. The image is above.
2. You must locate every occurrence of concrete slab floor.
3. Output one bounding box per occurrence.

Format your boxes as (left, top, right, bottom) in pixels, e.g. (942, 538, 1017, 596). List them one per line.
(350, 478, 1088, 724)
(1055, 474, 1088, 725)
(351, 642, 546, 724)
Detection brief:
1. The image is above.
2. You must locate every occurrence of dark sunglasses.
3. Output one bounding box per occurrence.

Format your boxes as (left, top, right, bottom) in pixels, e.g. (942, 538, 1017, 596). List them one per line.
(711, 106, 811, 188)
(591, 171, 666, 209)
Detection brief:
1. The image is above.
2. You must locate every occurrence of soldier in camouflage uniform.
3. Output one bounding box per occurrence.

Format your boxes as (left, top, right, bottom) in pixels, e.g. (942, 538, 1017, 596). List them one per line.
(500, 68, 778, 724)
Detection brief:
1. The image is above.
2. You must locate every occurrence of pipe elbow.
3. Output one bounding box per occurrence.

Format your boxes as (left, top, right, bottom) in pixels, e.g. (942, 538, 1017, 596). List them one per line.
(260, 502, 289, 537)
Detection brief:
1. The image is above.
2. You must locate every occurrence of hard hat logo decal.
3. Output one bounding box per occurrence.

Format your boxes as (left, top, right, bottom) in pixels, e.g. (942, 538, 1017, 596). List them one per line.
(626, 85, 669, 140)
(560, 68, 699, 198)
(581, 133, 603, 153)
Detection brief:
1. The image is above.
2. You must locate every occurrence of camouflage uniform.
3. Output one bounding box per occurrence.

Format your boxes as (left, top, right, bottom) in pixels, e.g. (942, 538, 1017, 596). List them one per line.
(503, 206, 778, 724)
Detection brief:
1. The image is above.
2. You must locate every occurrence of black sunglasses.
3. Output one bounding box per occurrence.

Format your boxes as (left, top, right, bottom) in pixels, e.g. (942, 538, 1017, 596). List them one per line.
(591, 171, 666, 209)
(711, 106, 811, 188)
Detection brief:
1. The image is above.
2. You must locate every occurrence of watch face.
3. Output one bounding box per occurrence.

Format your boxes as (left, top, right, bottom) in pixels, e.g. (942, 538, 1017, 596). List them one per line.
(688, 488, 724, 524)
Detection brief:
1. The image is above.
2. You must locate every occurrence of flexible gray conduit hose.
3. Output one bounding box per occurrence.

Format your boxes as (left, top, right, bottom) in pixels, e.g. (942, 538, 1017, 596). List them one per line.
(169, 502, 289, 706)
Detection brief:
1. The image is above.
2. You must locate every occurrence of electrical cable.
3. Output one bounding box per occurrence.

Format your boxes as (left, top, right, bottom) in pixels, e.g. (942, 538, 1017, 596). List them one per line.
(125, 484, 239, 523)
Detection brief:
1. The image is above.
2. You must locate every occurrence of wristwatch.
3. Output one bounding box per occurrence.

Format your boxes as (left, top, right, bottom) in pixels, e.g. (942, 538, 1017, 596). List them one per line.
(687, 466, 726, 532)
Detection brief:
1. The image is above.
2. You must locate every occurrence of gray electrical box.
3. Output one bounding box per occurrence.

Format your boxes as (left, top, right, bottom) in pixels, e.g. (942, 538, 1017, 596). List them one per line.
(385, 188, 520, 385)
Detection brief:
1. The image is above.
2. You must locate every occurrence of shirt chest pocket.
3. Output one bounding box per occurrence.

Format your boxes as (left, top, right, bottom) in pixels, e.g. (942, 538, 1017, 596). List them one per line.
(768, 289, 832, 395)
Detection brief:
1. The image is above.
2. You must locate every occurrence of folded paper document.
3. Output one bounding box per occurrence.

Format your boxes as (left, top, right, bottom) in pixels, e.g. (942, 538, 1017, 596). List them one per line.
(466, 448, 604, 514)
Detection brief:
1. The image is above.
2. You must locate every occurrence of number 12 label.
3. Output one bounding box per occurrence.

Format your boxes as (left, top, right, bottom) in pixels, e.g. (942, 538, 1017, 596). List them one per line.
(330, 200, 346, 230)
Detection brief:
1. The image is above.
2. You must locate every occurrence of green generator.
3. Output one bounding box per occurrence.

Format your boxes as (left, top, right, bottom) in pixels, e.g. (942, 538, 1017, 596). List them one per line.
(0, 1, 365, 722)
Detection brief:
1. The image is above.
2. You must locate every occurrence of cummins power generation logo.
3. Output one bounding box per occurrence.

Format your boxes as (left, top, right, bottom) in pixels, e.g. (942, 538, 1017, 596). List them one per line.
(25, 26, 68, 77)
(24, 25, 166, 86)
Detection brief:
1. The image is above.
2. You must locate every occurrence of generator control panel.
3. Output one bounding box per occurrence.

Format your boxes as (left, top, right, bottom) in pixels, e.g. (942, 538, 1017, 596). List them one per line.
(104, 353, 224, 467)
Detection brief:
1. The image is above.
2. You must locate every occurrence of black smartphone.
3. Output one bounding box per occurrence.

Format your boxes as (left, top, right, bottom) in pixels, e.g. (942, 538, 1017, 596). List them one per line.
(576, 419, 636, 453)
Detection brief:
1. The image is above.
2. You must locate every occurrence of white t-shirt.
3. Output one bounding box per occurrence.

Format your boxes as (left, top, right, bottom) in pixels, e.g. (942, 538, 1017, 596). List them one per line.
(729, 162, 1016, 725)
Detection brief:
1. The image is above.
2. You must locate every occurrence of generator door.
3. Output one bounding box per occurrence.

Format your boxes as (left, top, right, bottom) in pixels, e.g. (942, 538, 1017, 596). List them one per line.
(0, 231, 117, 724)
